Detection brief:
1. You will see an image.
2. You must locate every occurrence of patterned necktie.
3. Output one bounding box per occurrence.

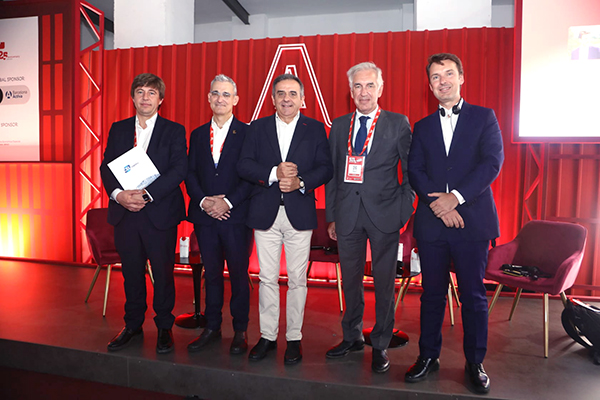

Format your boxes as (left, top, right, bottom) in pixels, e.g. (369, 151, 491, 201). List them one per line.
(354, 115, 370, 155)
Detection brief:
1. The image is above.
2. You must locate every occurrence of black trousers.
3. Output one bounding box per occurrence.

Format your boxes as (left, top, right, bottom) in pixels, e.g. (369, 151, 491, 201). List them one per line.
(114, 211, 177, 330)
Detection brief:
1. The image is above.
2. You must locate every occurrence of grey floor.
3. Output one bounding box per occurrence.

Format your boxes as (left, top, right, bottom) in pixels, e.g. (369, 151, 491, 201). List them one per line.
(0, 258, 598, 400)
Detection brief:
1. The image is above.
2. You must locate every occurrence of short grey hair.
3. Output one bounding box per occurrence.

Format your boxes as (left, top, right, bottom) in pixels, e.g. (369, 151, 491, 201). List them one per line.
(210, 74, 238, 95)
(347, 62, 384, 89)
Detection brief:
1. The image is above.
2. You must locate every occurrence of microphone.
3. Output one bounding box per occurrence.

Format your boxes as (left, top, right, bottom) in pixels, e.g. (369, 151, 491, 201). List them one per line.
(439, 99, 462, 117)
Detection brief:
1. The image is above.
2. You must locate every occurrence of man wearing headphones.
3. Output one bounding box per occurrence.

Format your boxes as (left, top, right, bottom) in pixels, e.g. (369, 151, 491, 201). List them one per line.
(406, 53, 504, 394)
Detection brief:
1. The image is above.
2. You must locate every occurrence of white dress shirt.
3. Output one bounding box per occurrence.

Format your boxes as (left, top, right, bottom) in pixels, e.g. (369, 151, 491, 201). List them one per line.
(268, 112, 301, 185)
(438, 99, 465, 205)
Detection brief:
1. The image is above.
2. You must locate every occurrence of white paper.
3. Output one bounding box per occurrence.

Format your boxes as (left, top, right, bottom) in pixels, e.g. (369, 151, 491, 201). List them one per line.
(107, 146, 160, 190)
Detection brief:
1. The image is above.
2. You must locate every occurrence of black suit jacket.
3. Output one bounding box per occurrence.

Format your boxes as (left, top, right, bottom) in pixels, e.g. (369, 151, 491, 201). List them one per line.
(100, 115, 188, 230)
(186, 117, 251, 226)
(408, 102, 504, 242)
(237, 113, 333, 231)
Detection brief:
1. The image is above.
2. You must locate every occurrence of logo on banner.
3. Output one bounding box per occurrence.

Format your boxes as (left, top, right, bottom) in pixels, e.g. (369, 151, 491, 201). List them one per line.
(252, 43, 332, 127)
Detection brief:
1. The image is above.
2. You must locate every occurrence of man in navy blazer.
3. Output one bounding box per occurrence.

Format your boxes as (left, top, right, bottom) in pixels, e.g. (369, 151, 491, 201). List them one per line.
(185, 74, 252, 355)
(100, 73, 187, 354)
(238, 74, 333, 364)
(405, 54, 504, 394)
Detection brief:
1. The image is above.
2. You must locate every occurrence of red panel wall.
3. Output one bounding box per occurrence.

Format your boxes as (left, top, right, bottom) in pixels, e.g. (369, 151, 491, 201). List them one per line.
(99, 28, 524, 280)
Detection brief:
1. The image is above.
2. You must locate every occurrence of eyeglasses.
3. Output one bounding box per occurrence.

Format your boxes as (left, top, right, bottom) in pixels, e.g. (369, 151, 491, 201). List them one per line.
(210, 91, 233, 99)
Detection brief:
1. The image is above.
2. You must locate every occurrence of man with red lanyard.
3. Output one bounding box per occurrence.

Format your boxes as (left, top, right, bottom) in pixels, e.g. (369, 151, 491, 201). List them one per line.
(185, 74, 253, 355)
(325, 62, 414, 373)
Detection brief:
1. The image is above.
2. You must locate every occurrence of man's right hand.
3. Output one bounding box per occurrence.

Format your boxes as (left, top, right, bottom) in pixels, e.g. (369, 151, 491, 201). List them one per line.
(327, 222, 337, 241)
(116, 190, 147, 212)
(440, 209, 465, 229)
(276, 161, 298, 180)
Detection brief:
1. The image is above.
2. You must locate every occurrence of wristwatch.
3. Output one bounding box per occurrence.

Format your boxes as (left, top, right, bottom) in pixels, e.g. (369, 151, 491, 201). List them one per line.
(142, 189, 151, 202)
(298, 176, 305, 190)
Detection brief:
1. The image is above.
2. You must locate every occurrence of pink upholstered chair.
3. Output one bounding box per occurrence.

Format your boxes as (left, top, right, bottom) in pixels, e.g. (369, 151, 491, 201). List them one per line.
(486, 220, 587, 357)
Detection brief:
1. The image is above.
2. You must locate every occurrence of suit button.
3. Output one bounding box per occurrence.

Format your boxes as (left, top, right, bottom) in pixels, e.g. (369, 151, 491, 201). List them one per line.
(356, 191, 359, 195)
(447, 167, 452, 171)
(215, 173, 219, 176)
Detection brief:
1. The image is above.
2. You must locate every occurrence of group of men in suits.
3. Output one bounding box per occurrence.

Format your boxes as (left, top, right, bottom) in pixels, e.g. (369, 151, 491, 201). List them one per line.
(100, 52, 503, 394)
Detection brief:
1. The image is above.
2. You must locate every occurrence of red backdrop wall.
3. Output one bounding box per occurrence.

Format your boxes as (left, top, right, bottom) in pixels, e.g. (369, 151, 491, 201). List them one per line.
(94, 28, 525, 284)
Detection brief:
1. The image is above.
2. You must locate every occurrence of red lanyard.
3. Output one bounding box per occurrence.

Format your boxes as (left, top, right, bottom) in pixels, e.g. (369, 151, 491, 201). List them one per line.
(346, 107, 381, 156)
(210, 124, 225, 155)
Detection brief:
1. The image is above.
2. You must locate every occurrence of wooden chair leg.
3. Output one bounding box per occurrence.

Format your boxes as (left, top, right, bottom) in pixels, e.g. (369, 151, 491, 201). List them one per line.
(335, 263, 343, 313)
(85, 264, 102, 302)
(488, 283, 503, 313)
(450, 272, 460, 307)
(447, 285, 455, 326)
(401, 277, 413, 301)
(543, 293, 549, 358)
(146, 261, 155, 285)
(103, 264, 112, 317)
(394, 278, 406, 312)
(248, 272, 254, 290)
(508, 288, 522, 321)
(560, 292, 568, 307)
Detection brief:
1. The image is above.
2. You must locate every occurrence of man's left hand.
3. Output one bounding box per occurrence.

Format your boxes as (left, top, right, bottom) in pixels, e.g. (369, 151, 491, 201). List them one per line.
(428, 192, 459, 218)
(279, 176, 301, 193)
(205, 195, 231, 220)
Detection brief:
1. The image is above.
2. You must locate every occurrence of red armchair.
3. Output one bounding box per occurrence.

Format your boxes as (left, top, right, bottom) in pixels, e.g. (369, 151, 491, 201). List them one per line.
(485, 220, 587, 357)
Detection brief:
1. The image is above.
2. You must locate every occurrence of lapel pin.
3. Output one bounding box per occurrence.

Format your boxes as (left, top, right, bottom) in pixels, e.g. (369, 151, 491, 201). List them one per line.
(233, 130, 237, 134)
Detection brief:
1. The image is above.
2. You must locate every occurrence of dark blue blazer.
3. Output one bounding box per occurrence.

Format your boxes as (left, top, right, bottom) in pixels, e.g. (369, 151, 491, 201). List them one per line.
(100, 115, 188, 230)
(408, 102, 504, 242)
(186, 117, 251, 226)
(237, 113, 333, 231)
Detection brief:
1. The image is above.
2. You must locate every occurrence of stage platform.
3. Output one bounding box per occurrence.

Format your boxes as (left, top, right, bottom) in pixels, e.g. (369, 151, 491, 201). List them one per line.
(0, 258, 598, 400)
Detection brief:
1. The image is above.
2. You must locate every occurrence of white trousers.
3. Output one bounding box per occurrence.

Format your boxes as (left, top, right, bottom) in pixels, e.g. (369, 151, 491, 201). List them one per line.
(254, 206, 312, 341)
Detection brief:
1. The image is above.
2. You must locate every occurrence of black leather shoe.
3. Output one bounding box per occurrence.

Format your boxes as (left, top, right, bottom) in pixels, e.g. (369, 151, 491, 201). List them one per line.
(405, 356, 440, 382)
(371, 349, 390, 373)
(248, 338, 277, 361)
(284, 340, 303, 365)
(187, 328, 221, 352)
(107, 327, 143, 351)
(156, 328, 174, 354)
(230, 331, 248, 355)
(326, 339, 365, 359)
(465, 362, 490, 394)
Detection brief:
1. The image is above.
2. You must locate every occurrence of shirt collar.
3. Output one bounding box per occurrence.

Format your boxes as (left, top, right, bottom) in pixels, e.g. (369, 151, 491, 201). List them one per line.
(135, 113, 158, 130)
(211, 114, 234, 131)
(275, 111, 301, 126)
(355, 107, 379, 120)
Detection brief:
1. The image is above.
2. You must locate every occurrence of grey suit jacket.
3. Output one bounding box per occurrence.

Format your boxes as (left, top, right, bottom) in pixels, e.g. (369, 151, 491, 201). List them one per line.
(325, 110, 415, 235)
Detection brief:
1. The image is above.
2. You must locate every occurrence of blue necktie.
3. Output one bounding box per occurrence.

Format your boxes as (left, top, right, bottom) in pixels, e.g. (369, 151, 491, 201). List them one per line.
(354, 116, 369, 155)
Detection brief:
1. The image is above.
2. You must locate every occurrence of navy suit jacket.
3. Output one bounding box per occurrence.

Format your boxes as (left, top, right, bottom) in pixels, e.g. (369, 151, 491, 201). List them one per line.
(186, 117, 251, 226)
(100, 115, 188, 230)
(408, 102, 504, 242)
(237, 113, 333, 231)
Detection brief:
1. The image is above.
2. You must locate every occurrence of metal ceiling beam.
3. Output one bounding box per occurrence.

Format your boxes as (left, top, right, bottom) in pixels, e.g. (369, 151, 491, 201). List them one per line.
(222, 0, 250, 25)
(84, 7, 114, 33)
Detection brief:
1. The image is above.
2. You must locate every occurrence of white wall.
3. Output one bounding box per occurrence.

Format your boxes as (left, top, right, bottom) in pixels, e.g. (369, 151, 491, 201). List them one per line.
(195, 3, 513, 44)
